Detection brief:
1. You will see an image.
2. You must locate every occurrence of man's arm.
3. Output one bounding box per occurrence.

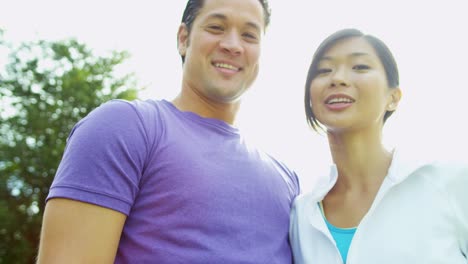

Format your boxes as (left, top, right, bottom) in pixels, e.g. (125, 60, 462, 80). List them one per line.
(36, 198, 127, 264)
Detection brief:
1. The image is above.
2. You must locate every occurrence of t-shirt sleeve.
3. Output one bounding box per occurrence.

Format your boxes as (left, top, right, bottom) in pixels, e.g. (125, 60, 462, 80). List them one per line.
(279, 160, 301, 197)
(292, 171, 301, 196)
(47, 100, 151, 215)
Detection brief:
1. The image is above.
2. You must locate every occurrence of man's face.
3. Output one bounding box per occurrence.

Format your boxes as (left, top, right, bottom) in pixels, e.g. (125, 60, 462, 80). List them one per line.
(178, 0, 264, 104)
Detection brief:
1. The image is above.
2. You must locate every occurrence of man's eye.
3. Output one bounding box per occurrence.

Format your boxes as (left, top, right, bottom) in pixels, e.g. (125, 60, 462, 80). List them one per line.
(208, 25, 224, 31)
(243, 32, 258, 41)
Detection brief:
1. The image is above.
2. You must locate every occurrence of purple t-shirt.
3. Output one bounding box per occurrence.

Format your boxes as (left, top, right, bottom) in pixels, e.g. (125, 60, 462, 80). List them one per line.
(48, 99, 300, 263)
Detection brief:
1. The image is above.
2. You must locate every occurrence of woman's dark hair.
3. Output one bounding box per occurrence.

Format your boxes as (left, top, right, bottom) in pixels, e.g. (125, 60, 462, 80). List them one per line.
(304, 28, 400, 131)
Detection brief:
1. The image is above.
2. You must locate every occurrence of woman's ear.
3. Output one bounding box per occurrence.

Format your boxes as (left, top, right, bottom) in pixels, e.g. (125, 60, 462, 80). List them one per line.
(387, 87, 402, 111)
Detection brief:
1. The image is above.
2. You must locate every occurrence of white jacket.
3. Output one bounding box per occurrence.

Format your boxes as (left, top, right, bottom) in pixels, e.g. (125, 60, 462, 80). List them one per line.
(290, 150, 468, 263)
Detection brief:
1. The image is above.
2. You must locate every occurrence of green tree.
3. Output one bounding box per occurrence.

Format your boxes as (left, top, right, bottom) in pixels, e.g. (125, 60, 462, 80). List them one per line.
(0, 35, 139, 263)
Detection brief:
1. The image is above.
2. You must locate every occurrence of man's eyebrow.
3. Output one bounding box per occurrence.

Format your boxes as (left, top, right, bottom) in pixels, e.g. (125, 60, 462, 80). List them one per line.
(207, 13, 227, 21)
(206, 13, 261, 32)
(246, 21, 261, 33)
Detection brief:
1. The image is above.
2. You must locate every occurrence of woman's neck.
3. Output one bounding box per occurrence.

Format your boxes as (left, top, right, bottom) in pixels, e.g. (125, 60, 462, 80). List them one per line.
(327, 128, 393, 192)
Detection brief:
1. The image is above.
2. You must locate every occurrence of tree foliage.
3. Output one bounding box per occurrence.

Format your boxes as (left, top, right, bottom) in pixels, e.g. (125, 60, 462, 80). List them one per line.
(0, 35, 139, 263)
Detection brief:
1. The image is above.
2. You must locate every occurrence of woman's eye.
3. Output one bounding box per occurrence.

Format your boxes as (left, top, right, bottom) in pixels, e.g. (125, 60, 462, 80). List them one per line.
(317, 68, 331, 74)
(353, 64, 370, 70)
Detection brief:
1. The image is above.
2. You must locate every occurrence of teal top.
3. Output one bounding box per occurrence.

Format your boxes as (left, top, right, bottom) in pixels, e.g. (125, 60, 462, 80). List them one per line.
(319, 202, 357, 263)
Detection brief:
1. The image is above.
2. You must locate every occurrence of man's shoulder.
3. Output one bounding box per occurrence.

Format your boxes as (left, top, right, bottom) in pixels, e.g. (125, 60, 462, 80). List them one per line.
(99, 99, 161, 117)
(260, 151, 301, 195)
(69, 99, 168, 147)
(84, 99, 170, 127)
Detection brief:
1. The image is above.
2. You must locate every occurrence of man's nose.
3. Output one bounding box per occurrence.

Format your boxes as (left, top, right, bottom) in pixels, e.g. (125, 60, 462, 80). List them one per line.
(219, 31, 243, 55)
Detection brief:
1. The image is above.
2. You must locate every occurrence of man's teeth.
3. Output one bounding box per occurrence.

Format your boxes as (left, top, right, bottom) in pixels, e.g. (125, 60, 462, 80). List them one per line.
(327, 98, 354, 104)
(215, 63, 239, 71)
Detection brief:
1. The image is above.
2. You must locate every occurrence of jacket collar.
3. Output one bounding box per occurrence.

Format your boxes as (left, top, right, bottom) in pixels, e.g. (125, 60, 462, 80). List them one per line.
(307, 148, 431, 202)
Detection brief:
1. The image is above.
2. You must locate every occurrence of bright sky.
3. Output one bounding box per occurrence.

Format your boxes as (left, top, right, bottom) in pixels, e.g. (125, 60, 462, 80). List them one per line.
(1, 0, 467, 191)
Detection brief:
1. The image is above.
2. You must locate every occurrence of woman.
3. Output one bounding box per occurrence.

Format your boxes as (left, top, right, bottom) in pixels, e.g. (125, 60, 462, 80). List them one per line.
(289, 28, 468, 263)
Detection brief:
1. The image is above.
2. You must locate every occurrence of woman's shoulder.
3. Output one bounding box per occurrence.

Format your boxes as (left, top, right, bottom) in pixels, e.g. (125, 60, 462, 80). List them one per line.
(407, 158, 468, 201)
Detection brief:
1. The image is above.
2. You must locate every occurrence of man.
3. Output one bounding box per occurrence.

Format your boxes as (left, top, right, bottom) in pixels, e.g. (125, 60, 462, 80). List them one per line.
(37, 0, 300, 263)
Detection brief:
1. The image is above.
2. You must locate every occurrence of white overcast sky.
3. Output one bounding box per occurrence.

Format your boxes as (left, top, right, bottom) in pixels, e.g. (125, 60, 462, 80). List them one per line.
(1, 0, 467, 191)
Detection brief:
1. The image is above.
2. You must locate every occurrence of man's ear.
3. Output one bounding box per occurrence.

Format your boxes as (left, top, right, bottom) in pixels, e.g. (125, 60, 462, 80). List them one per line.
(387, 87, 402, 111)
(177, 23, 189, 56)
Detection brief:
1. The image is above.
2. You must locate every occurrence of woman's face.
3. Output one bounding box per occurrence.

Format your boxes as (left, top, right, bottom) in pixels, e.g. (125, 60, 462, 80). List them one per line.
(309, 37, 400, 133)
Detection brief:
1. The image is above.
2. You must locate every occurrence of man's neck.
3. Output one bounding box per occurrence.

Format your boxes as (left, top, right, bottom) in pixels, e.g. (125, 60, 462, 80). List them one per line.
(171, 92, 240, 125)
